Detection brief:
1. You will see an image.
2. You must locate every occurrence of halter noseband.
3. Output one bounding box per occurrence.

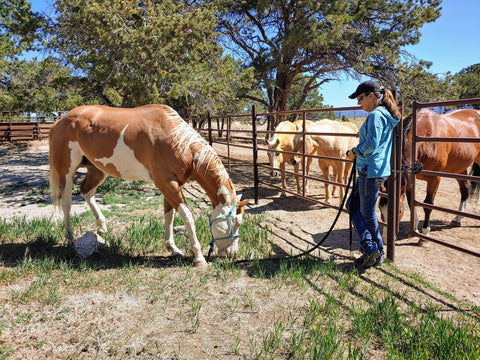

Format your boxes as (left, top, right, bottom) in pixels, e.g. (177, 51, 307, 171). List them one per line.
(207, 200, 238, 259)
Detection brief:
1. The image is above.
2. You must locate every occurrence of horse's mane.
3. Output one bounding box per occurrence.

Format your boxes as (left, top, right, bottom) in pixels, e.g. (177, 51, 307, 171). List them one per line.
(168, 120, 229, 185)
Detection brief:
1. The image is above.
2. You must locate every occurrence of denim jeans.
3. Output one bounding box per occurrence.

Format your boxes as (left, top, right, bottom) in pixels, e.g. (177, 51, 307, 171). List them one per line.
(346, 166, 385, 256)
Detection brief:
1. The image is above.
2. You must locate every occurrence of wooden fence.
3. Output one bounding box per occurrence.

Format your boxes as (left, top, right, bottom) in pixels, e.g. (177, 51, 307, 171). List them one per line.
(0, 122, 55, 142)
(0, 111, 67, 142)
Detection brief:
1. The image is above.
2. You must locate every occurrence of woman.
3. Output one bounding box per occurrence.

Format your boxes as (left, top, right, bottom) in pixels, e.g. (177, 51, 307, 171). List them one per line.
(346, 80, 400, 268)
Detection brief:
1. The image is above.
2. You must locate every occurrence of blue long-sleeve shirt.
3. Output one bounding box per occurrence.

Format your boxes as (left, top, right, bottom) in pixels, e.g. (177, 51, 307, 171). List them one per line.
(355, 106, 399, 178)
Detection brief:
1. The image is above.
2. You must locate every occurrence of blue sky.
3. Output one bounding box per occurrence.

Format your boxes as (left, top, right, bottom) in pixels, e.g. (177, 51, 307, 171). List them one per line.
(30, 0, 479, 107)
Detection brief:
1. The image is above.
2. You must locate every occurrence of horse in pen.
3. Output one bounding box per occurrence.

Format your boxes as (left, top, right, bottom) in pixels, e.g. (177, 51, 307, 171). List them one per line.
(379, 108, 480, 238)
(49, 104, 250, 266)
(265, 119, 312, 196)
(290, 120, 358, 205)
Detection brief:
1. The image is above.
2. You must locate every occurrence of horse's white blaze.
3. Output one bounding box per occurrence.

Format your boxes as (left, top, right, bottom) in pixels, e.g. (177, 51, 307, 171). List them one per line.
(211, 202, 239, 254)
(95, 125, 152, 182)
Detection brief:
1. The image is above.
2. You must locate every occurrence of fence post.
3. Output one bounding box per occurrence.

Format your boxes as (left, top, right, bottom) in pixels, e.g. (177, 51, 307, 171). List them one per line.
(34, 122, 41, 140)
(252, 105, 259, 204)
(207, 112, 213, 146)
(301, 112, 307, 196)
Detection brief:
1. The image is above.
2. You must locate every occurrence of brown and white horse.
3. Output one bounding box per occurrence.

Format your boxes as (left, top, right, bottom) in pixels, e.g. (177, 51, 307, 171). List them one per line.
(290, 120, 358, 204)
(265, 120, 313, 196)
(379, 108, 480, 237)
(49, 104, 249, 266)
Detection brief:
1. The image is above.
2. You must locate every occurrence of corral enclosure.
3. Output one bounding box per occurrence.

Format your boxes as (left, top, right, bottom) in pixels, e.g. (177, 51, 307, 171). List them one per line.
(0, 101, 480, 359)
(202, 102, 480, 260)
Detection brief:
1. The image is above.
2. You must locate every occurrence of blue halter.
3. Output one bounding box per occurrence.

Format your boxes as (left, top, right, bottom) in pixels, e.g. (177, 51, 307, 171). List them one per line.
(208, 200, 238, 258)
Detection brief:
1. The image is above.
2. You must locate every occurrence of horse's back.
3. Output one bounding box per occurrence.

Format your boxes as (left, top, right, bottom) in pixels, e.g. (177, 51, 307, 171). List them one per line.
(410, 109, 480, 173)
(49, 104, 189, 182)
(270, 121, 299, 152)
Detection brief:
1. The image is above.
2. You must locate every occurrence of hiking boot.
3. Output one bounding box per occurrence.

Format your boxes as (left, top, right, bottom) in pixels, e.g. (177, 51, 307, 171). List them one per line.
(355, 251, 380, 269)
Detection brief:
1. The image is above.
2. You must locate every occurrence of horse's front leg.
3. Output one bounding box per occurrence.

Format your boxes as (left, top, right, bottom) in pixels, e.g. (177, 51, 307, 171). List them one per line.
(177, 203, 206, 267)
(280, 161, 287, 197)
(318, 160, 330, 204)
(293, 162, 301, 194)
(304, 157, 312, 194)
(163, 201, 183, 257)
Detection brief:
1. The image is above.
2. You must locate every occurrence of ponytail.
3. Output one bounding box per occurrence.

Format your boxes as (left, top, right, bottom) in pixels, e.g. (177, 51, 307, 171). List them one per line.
(375, 88, 400, 119)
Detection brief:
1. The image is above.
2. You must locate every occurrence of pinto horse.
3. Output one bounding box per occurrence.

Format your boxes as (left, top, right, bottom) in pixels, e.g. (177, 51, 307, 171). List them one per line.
(379, 108, 480, 237)
(49, 104, 249, 266)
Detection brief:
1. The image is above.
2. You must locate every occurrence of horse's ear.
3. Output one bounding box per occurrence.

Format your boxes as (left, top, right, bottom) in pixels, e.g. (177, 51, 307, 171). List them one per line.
(236, 198, 251, 214)
(295, 123, 301, 131)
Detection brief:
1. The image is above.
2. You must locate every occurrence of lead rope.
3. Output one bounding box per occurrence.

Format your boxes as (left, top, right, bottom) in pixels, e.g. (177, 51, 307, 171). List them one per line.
(349, 158, 356, 257)
(230, 157, 357, 264)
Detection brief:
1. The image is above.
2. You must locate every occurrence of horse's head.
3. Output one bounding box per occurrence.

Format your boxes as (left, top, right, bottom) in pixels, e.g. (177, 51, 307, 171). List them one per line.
(289, 132, 313, 166)
(210, 195, 250, 257)
(265, 136, 283, 177)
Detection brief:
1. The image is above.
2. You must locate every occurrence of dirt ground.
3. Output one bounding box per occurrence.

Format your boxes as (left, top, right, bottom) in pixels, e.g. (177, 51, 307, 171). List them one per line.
(1, 140, 480, 306)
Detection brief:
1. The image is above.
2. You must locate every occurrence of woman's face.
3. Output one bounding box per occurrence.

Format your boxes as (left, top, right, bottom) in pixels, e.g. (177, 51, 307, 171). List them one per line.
(356, 92, 377, 112)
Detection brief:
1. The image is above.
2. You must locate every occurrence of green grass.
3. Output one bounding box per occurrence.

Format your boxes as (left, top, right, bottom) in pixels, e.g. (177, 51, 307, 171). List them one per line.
(0, 176, 479, 359)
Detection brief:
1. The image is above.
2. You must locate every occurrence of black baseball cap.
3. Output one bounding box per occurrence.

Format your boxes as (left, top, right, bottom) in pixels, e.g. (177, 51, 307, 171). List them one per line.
(348, 81, 381, 99)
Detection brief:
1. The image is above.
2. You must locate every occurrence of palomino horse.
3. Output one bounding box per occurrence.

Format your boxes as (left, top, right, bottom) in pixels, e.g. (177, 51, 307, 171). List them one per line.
(265, 120, 313, 196)
(379, 108, 480, 237)
(290, 120, 358, 204)
(49, 104, 250, 266)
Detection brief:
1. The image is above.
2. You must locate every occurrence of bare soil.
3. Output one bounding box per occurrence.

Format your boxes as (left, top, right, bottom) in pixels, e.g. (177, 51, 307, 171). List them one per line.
(211, 139, 480, 306)
(1, 140, 479, 306)
(1, 140, 480, 359)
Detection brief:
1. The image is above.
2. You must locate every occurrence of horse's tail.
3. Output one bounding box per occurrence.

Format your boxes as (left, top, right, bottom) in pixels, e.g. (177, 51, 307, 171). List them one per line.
(468, 162, 480, 200)
(49, 147, 62, 208)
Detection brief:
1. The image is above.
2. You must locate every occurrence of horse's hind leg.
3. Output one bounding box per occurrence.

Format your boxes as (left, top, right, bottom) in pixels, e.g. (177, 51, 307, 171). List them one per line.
(451, 178, 469, 226)
(421, 176, 441, 235)
(58, 144, 84, 244)
(80, 160, 108, 234)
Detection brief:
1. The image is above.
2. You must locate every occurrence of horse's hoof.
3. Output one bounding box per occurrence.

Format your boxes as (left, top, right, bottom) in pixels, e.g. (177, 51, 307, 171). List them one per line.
(449, 220, 461, 227)
(169, 249, 184, 257)
(417, 238, 430, 247)
(193, 258, 207, 268)
(280, 192, 287, 198)
(420, 227, 431, 236)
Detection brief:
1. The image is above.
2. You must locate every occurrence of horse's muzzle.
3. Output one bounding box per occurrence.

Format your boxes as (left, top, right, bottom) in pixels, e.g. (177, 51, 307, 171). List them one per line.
(271, 170, 278, 177)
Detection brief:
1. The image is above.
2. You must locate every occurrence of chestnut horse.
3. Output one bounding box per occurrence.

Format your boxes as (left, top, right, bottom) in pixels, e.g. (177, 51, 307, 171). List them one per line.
(49, 104, 249, 266)
(265, 120, 312, 196)
(379, 108, 480, 237)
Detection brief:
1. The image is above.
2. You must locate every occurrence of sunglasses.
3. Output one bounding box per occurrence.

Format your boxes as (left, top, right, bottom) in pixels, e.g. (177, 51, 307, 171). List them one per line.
(357, 93, 370, 102)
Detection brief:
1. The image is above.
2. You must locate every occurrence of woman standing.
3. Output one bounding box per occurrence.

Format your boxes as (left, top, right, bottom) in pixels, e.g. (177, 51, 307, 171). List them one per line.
(346, 81, 400, 268)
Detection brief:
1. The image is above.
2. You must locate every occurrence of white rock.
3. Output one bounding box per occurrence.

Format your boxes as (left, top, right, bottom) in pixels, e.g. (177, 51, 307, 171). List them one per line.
(75, 231, 107, 259)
